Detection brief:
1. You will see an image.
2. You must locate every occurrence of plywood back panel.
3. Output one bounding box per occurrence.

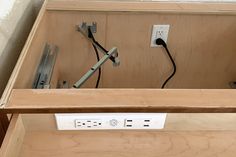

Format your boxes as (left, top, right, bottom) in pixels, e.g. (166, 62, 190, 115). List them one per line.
(47, 11, 107, 88)
(105, 13, 236, 88)
(45, 11, 236, 89)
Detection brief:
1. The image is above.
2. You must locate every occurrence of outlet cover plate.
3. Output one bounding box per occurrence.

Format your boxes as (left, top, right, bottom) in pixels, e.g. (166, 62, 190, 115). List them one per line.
(55, 113, 167, 130)
(150, 25, 170, 47)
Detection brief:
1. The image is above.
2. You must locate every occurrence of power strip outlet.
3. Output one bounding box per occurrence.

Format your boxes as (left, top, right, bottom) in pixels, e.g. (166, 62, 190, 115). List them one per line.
(55, 113, 167, 130)
(75, 119, 102, 128)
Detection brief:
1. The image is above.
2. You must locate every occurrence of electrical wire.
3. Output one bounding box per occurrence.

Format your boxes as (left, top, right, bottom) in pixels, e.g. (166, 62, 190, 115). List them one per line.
(88, 27, 101, 88)
(88, 32, 117, 63)
(155, 38, 177, 89)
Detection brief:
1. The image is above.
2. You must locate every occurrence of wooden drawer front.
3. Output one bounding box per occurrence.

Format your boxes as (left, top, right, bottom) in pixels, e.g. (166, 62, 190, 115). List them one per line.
(1, 114, 236, 157)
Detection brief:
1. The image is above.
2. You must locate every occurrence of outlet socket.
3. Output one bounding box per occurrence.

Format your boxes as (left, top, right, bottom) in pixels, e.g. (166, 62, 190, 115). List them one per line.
(150, 25, 170, 47)
(75, 119, 102, 128)
(125, 119, 152, 129)
(55, 113, 167, 130)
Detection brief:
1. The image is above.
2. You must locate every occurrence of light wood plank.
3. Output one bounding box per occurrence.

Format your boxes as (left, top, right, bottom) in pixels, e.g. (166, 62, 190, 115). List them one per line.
(104, 13, 236, 88)
(46, 1, 236, 15)
(47, 11, 107, 88)
(44, 11, 236, 89)
(3, 89, 236, 113)
(19, 130, 236, 157)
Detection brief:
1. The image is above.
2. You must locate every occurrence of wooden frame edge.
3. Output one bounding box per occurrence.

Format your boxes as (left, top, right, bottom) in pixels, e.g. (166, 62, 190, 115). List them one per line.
(0, 115, 25, 157)
(0, 0, 48, 109)
(2, 89, 236, 113)
(46, 1, 236, 15)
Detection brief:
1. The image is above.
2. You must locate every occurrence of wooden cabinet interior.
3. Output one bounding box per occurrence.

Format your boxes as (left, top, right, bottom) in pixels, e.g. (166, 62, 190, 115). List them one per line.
(1, 1, 236, 113)
(1, 1, 236, 157)
(11, 5, 236, 90)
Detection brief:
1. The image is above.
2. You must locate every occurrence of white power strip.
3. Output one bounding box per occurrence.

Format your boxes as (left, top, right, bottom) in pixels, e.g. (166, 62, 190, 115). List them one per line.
(55, 113, 167, 130)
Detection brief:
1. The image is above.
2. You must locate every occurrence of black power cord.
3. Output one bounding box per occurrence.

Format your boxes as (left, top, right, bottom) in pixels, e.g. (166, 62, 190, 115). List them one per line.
(156, 38, 177, 89)
(88, 29, 117, 63)
(88, 27, 101, 88)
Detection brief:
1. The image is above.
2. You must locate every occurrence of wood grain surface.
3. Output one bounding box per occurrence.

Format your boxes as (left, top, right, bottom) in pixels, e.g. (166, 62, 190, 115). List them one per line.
(47, 1, 236, 15)
(0, 115, 25, 157)
(3, 89, 236, 113)
(19, 130, 236, 157)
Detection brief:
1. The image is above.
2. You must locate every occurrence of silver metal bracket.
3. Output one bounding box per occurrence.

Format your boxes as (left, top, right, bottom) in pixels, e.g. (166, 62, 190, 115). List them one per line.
(73, 47, 118, 88)
(77, 22, 97, 34)
(33, 43, 59, 89)
(73, 22, 121, 88)
(76, 22, 120, 67)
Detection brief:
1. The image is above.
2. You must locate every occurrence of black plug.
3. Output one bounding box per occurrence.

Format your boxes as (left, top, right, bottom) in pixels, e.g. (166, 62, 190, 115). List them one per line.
(155, 38, 177, 89)
(155, 38, 167, 48)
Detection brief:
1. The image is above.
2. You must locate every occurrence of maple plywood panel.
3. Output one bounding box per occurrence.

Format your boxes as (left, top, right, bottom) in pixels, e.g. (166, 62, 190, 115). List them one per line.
(18, 130, 236, 157)
(44, 11, 236, 89)
(104, 13, 236, 88)
(47, 11, 107, 88)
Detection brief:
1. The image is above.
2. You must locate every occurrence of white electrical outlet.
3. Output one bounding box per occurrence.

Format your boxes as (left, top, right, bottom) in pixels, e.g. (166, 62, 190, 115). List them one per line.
(55, 113, 167, 130)
(150, 25, 170, 47)
(75, 119, 102, 128)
